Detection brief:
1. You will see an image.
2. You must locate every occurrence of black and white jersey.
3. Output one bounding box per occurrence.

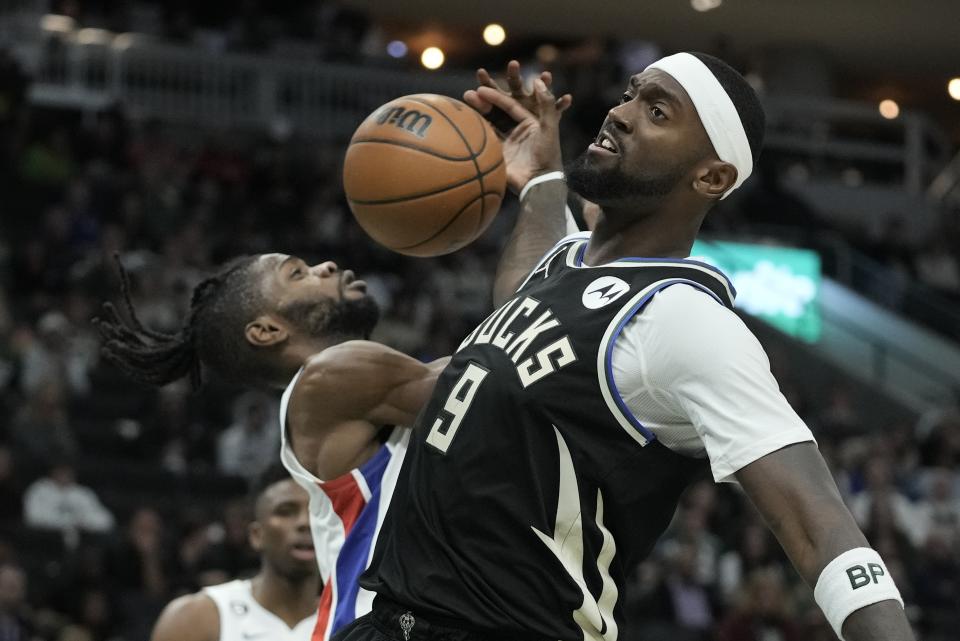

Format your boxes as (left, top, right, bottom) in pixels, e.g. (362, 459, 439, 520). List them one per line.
(361, 233, 812, 640)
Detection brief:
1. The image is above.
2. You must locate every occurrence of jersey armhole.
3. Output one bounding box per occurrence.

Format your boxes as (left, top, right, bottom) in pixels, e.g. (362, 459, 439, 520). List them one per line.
(598, 280, 725, 449)
(279, 367, 328, 488)
(515, 231, 593, 293)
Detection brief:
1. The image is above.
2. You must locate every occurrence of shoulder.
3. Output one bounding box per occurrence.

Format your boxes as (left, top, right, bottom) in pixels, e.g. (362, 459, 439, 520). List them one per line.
(150, 592, 219, 641)
(638, 284, 767, 375)
(300, 340, 391, 381)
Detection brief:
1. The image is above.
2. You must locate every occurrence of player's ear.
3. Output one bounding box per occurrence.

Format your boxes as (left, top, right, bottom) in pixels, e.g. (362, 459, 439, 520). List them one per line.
(248, 521, 264, 552)
(693, 159, 737, 200)
(245, 315, 289, 348)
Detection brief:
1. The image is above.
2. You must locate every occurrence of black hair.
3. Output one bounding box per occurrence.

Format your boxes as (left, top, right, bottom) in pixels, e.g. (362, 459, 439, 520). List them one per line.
(251, 463, 297, 519)
(252, 463, 295, 499)
(95, 254, 286, 390)
(690, 52, 766, 166)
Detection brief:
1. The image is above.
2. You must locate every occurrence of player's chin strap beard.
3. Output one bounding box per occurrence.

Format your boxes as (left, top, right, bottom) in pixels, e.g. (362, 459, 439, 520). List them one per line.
(645, 53, 752, 199)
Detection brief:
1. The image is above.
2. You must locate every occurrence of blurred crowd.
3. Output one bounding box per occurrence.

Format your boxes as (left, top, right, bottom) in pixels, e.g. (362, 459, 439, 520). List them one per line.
(1, 11, 960, 641)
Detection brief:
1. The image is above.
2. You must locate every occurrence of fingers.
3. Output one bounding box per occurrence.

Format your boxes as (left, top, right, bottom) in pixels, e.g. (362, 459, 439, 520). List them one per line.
(555, 93, 573, 114)
(540, 70, 553, 89)
(476, 86, 534, 123)
(505, 60, 523, 96)
(463, 89, 492, 115)
(476, 67, 499, 90)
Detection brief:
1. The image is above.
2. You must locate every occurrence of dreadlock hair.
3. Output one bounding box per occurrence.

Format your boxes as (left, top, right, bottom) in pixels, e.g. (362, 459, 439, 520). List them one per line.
(96, 254, 289, 391)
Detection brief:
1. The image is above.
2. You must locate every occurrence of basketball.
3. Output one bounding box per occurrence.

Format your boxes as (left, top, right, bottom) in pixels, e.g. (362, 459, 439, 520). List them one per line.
(343, 94, 506, 257)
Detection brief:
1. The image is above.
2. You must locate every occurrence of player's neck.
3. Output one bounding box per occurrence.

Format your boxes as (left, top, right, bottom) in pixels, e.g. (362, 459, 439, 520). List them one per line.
(585, 204, 704, 265)
(283, 337, 349, 376)
(250, 569, 318, 628)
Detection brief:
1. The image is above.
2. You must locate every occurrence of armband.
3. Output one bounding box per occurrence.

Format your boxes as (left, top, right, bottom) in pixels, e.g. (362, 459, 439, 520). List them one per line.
(814, 547, 903, 640)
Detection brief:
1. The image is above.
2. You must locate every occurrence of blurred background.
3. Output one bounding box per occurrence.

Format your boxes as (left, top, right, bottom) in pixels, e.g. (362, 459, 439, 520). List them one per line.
(0, 1, 958, 640)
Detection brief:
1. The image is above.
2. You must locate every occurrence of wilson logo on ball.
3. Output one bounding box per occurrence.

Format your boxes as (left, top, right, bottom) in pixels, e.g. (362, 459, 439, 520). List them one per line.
(374, 106, 433, 138)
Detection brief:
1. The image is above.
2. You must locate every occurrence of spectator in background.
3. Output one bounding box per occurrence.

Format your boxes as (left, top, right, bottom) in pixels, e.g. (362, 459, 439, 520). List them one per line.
(848, 457, 921, 547)
(107, 508, 168, 599)
(196, 500, 258, 580)
(717, 568, 801, 641)
(19, 311, 94, 398)
(633, 542, 717, 641)
(0, 447, 22, 522)
(912, 529, 960, 641)
(0, 563, 34, 641)
(10, 380, 79, 464)
(717, 522, 781, 605)
(915, 468, 960, 545)
(216, 392, 278, 482)
(22, 460, 115, 541)
(106, 508, 170, 639)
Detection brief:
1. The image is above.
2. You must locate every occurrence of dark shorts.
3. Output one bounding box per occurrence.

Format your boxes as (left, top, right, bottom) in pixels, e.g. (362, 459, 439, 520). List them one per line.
(333, 597, 551, 641)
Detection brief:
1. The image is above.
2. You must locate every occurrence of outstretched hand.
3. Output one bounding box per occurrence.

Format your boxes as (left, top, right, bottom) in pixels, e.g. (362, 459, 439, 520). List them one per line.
(463, 60, 572, 193)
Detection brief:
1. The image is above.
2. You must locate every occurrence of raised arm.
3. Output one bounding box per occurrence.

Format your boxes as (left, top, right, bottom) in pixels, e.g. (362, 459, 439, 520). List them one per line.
(463, 61, 573, 306)
(286, 340, 449, 479)
(737, 443, 914, 641)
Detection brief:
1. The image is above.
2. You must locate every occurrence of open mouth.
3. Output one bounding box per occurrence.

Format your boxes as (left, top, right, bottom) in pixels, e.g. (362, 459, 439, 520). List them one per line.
(589, 129, 619, 155)
(291, 542, 316, 561)
(341, 270, 367, 294)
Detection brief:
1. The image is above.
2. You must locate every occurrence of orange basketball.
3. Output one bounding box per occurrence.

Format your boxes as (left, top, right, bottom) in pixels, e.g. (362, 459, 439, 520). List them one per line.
(343, 94, 506, 257)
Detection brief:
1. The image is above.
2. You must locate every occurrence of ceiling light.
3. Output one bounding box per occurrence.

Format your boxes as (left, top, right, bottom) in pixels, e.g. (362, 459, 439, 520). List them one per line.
(421, 47, 445, 70)
(483, 24, 506, 46)
(878, 99, 900, 119)
(386, 40, 407, 58)
(948, 78, 960, 101)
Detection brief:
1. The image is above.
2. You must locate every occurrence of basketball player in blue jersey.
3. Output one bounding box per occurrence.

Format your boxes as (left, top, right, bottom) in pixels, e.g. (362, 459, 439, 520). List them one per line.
(96, 254, 449, 641)
(150, 465, 318, 641)
(337, 54, 915, 641)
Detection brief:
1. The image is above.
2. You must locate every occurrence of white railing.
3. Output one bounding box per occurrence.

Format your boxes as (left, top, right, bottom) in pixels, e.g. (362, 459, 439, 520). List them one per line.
(16, 29, 471, 138)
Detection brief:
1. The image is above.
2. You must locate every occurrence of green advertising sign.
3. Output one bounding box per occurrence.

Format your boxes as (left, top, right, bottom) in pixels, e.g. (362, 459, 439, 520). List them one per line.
(691, 239, 822, 342)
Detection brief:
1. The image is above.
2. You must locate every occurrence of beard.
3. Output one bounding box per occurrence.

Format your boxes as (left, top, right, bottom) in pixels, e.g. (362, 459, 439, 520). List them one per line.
(281, 295, 380, 341)
(565, 151, 686, 203)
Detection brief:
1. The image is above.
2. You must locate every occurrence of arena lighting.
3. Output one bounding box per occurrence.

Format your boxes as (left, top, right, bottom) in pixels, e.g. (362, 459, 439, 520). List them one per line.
(690, 0, 723, 12)
(948, 78, 960, 101)
(421, 47, 445, 70)
(40, 14, 75, 32)
(483, 23, 506, 46)
(878, 99, 900, 119)
(386, 40, 408, 58)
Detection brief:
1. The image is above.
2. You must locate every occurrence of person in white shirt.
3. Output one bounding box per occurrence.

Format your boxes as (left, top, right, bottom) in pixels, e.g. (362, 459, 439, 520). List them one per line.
(22, 460, 114, 535)
(217, 392, 279, 481)
(150, 465, 319, 641)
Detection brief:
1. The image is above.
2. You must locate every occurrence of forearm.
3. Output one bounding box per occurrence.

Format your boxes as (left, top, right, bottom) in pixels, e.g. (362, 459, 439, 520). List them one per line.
(843, 603, 914, 641)
(492, 180, 569, 306)
(767, 504, 913, 640)
(738, 444, 913, 641)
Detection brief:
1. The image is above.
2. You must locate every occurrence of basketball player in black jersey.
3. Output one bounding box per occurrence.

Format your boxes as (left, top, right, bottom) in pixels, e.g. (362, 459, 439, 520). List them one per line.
(338, 54, 914, 641)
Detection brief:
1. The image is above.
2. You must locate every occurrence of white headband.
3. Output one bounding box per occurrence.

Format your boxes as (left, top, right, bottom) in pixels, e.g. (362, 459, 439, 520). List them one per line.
(646, 52, 752, 198)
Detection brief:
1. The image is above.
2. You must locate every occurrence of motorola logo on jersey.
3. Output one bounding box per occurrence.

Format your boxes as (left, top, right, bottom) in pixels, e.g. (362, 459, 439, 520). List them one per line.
(582, 276, 630, 309)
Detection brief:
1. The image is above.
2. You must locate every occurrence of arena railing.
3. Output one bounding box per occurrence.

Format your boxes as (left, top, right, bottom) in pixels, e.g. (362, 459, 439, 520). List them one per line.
(17, 29, 472, 138)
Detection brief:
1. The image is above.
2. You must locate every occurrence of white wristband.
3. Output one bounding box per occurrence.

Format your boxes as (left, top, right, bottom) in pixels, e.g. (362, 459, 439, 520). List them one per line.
(814, 547, 903, 641)
(518, 171, 564, 202)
